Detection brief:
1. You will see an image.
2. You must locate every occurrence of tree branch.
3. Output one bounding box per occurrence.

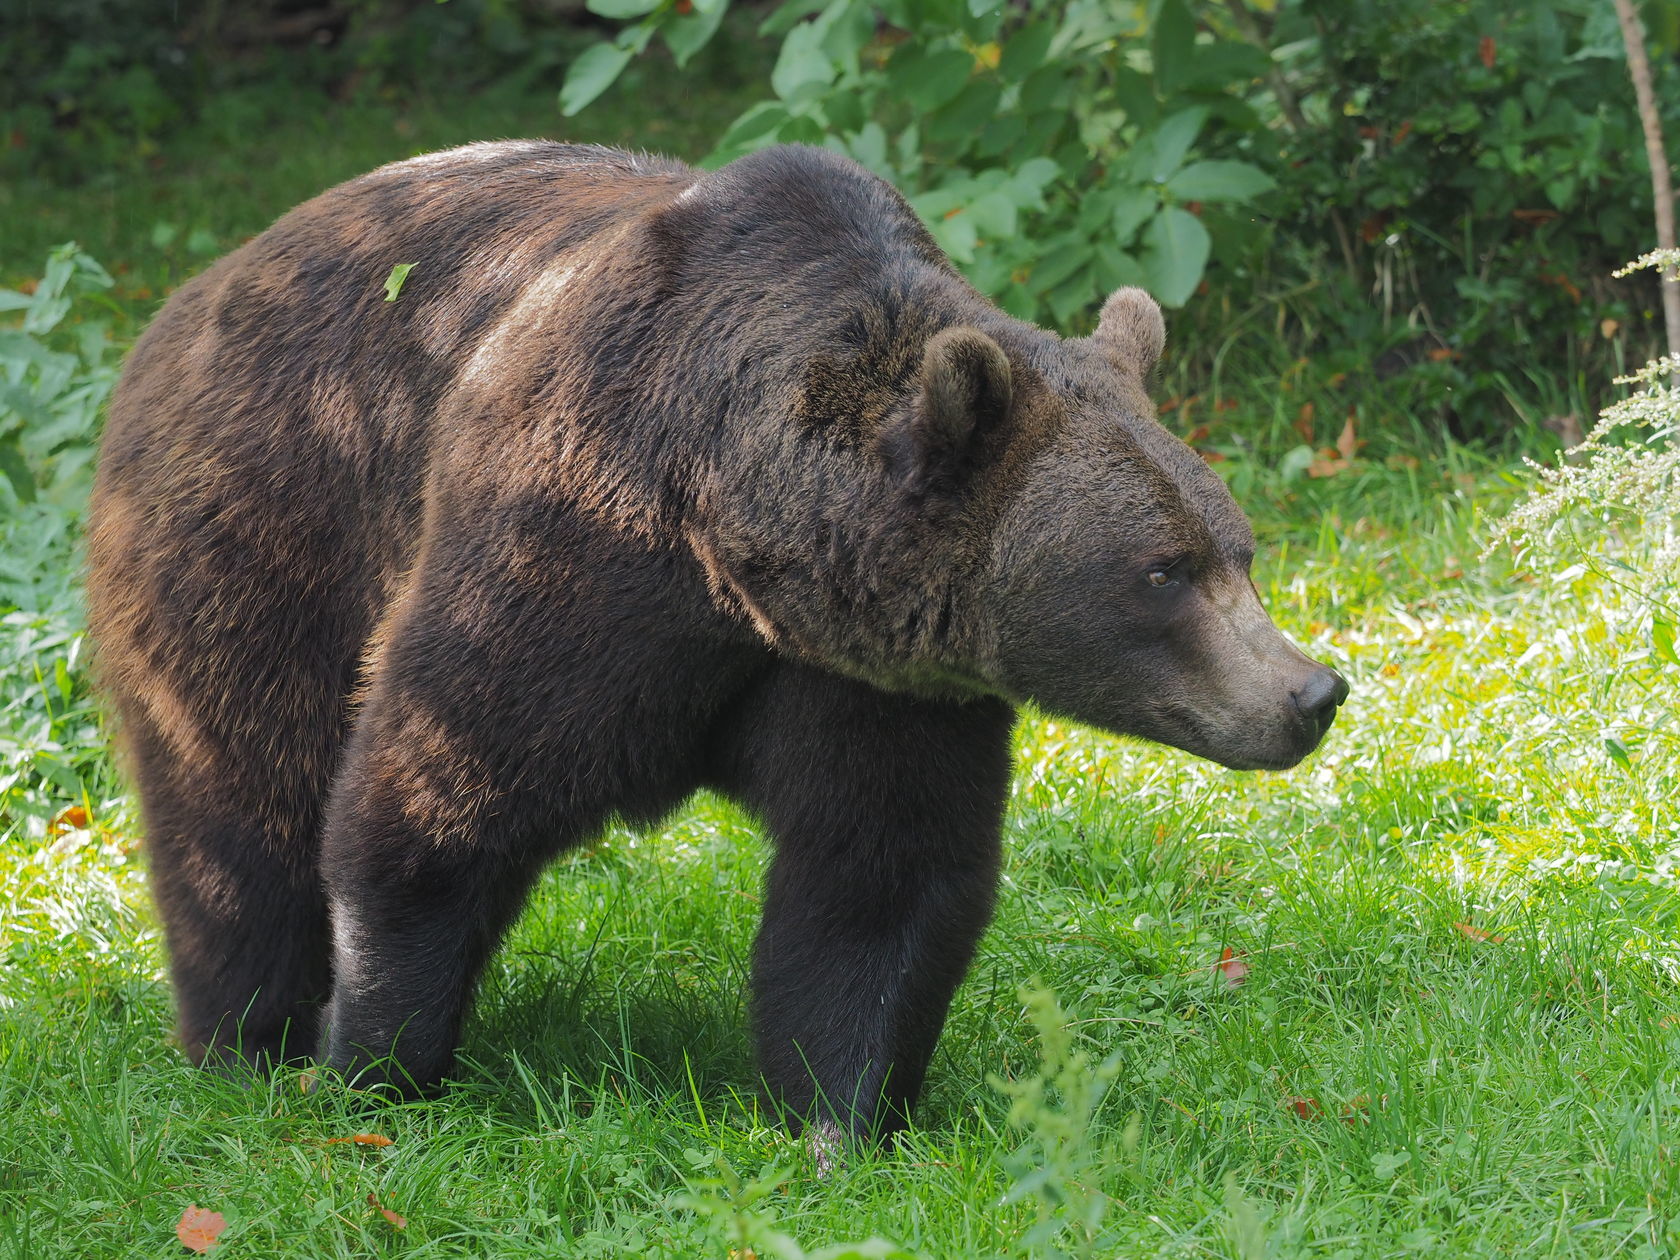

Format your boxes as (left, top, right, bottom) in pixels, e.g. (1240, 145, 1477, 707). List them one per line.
(1613, 0, 1680, 356)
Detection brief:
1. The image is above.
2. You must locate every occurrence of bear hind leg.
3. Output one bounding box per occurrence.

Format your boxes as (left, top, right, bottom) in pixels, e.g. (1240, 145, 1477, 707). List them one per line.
(122, 703, 335, 1071)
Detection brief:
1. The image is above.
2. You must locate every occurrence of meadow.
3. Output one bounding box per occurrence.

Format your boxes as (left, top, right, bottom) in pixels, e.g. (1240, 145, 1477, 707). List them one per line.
(3, 69, 1678, 1260)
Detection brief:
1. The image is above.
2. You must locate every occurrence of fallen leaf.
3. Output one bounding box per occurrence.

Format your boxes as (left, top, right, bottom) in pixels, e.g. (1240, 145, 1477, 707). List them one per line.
(1511, 207, 1560, 224)
(367, 1192, 408, 1230)
(326, 1133, 394, 1147)
(176, 1205, 227, 1254)
(1454, 921, 1504, 944)
(48, 804, 90, 836)
(1306, 453, 1348, 478)
(1216, 947, 1249, 988)
(1479, 35, 1496, 68)
(1286, 1095, 1322, 1119)
(1336, 414, 1358, 461)
(1426, 346, 1458, 362)
(1295, 401, 1316, 440)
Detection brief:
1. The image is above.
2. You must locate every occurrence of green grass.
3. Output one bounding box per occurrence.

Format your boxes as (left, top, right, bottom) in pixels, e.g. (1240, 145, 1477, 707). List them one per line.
(4, 65, 1679, 1260)
(5, 461, 1677, 1258)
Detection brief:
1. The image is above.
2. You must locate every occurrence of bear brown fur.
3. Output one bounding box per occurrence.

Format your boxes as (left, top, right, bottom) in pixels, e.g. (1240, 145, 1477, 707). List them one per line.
(85, 141, 1345, 1140)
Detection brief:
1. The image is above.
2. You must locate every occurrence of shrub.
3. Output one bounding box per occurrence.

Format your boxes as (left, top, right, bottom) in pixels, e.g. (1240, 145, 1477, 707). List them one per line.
(566, 0, 1677, 447)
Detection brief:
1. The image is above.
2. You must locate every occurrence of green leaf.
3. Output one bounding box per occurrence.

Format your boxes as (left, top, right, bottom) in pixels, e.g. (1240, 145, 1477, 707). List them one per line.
(1110, 188, 1157, 242)
(968, 0, 1003, 15)
(1654, 616, 1678, 666)
(930, 211, 978, 264)
(966, 190, 1017, 238)
(771, 21, 837, 100)
(999, 21, 1054, 78)
(382, 263, 416, 302)
(1604, 735, 1632, 770)
(663, 1, 727, 67)
(760, 0, 825, 36)
(1146, 106, 1208, 183)
(559, 41, 635, 115)
(0, 438, 36, 503)
(1167, 160, 1276, 202)
(1093, 243, 1146, 292)
(1047, 271, 1098, 326)
(585, 0, 659, 17)
(1142, 206, 1209, 307)
(709, 102, 791, 162)
(1031, 240, 1092, 294)
(1151, 0, 1195, 96)
(926, 80, 1001, 142)
(899, 48, 974, 112)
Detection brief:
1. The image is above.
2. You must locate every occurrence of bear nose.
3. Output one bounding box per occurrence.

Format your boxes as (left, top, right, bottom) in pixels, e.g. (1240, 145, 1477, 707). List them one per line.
(1292, 667, 1349, 726)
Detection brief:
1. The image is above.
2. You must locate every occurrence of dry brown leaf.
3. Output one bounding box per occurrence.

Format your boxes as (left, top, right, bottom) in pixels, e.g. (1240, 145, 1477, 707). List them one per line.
(367, 1192, 408, 1230)
(1335, 414, 1358, 462)
(326, 1133, 394, 1147)
(1286, 1095, 1322, 1119)
(1306, 454, 1349, 478)
(1216, 947, 1249, 988)
(176, 1205, 227, 1254)
(48, 804, 90, 836)
(1454, 921, 1504, 944)
(1479, 35, 1496, 68)
(1294, 401, 1316, 441)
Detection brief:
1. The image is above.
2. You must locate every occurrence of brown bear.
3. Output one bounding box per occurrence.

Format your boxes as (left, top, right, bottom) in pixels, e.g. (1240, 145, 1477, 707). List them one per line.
(85, 141, 1346, 1143)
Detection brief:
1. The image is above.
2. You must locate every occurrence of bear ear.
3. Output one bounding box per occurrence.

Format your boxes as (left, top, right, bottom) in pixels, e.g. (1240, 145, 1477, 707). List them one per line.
(881, 327, 1013, 491)
(1089, 286, 1165, 379)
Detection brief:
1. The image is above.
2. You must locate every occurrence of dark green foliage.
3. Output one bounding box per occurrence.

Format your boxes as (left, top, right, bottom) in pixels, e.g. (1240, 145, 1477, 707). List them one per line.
(565, 0, 1679, 447)
(1246, 0, 1678, 442)
(0, 246, 125, 833)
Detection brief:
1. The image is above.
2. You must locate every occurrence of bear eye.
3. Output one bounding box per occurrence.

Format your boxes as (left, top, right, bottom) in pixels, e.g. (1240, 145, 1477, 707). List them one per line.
(1146, 568, 1173, 587)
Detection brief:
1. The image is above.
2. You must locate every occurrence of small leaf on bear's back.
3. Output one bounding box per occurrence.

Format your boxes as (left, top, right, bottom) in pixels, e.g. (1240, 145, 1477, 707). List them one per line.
(176, 1204, 227, 1253)
(382, 264, 416, 303)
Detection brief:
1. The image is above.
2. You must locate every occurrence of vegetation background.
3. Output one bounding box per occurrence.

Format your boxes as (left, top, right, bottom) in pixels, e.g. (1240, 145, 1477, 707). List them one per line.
(2, 1, 1678, 1256)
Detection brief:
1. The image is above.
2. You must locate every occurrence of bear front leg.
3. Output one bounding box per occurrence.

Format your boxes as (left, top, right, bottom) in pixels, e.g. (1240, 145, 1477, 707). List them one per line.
(316, 698, 564, 1093)
(720, 666, 1015, 1142)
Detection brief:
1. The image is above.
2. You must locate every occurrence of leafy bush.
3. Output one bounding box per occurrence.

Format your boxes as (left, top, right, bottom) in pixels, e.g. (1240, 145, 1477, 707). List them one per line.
(1243, 0, 1677, 442)
(567, 0, 1280, 328)
(0, 246, 124, 833)
(1493, 250, 1680, 608)
(566, 0, 1676, 446)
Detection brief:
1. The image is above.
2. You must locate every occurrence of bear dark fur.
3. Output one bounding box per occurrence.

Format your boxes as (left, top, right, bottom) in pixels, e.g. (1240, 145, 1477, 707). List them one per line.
(85, 141, 1345, 1140)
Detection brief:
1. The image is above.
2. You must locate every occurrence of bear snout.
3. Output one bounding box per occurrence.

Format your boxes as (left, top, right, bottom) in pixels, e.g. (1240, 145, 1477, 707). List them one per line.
(1292, 666, 1349, 741)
